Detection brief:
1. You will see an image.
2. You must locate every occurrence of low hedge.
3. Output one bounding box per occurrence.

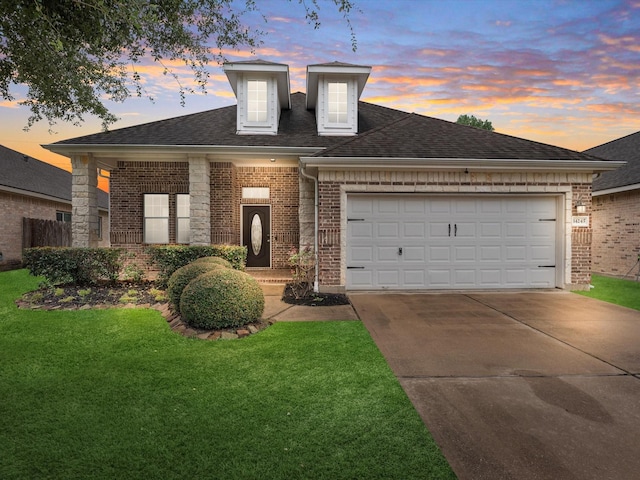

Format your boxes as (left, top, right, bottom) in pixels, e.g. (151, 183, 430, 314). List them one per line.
(180, 268, 264, 330)
(23, 247, 125, 286)
(147, 245, 247, 286)
(190, 256, 233, 269)
(166, 262, 227, 310)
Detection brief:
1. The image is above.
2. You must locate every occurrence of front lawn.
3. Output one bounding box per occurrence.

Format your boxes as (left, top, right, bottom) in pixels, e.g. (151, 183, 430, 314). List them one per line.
(574, 274, 640, 311)
(0, 270, 454, 480)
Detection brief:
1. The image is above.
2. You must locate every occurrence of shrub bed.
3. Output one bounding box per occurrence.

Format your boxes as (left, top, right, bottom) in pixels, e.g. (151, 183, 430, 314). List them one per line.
(23, 247, 124, 286)
(147, 245, 246, 286)
(190, 256, 233, 269)
(180, 268, 264, 330)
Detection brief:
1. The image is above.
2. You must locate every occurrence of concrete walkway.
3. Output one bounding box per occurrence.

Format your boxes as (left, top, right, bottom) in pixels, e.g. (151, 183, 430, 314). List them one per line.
(350, 291, 640, 480)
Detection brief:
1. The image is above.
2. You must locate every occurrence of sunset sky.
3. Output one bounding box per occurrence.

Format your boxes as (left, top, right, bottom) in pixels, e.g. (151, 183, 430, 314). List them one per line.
(1, 0, 639, 176)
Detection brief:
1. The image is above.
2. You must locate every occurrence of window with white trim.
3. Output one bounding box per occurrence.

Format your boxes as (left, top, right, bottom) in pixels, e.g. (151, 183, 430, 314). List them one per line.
(56, 211, 71, 222)
(247, 79, 268, 123)
(327, 81, 348, 124)
(144, 194, 169, 244)
(176, 194, 190, 244)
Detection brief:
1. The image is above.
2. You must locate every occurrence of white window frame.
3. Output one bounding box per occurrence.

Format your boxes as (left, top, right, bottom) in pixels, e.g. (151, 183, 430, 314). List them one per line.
(327, 81, 349, 125)
(176, 194, 190, 244)
(56, 211, 72, 223)
(246, 79, 269, 125)
(143, 194, 169, 244)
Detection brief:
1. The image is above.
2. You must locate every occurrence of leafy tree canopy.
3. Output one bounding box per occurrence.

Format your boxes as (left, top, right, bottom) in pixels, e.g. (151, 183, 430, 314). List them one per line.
(0, 0, 357, 130)
(456, 114, 495, 131)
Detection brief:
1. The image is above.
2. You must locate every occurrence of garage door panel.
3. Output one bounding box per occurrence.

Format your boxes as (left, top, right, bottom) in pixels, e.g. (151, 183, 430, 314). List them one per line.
(347, 195, 558, 290)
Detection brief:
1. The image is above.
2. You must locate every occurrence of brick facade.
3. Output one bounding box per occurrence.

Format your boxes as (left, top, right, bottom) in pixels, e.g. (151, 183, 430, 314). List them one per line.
(0, 191, 109, 266)
(109, 160, 299, 270)
(313, 170, 593, 291)
(592, 189, 640, 278)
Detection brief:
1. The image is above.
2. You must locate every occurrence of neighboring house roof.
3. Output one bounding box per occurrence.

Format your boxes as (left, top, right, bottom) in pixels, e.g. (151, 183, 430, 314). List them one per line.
(584, 131, 640, 193)
(0, 144, 109, 209)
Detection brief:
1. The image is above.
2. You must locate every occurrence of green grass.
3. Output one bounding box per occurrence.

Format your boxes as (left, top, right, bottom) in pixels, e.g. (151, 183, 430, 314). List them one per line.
(0, 270, 454, 480)
(574, 274, 640, 311)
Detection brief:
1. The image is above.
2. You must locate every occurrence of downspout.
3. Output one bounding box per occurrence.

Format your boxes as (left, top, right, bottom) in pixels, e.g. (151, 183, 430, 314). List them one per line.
(299, 162, 319, 293)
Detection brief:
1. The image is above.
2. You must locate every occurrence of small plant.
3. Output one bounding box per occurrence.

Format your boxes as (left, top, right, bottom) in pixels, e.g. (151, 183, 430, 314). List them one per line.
(54, 288, 65, 297)
(122, 262, 145, 283)
(119, 292, 138, 303)
(78, 288, 92, 298)
(180, 268, 264, 330)
(288, 247, 316, 299)
(60, 296, 75, 303)
(149, 288, 167, 302)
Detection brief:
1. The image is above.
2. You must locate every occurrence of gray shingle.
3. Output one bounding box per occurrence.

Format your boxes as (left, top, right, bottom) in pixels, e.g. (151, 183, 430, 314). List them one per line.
(584, 131, 640, 191)
(0, 144, 108, 208)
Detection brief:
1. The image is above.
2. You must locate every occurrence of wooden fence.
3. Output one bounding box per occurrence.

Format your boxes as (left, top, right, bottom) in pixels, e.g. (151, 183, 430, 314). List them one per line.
(22, 218, 72, 249)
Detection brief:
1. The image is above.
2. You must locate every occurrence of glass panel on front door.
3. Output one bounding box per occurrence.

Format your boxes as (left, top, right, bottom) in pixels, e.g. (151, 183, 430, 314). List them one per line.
(243, 206, 270, 267)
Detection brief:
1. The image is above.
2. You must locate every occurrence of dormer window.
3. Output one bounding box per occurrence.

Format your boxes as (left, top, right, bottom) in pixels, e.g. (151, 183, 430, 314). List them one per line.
(327, 82, 348, 124)
(306, 62, 371, 136)
(247, 79, 268, 123)
(223, 60, 290, 135)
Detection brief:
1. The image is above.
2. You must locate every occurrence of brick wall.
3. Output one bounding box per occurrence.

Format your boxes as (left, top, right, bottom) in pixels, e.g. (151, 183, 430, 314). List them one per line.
(592, 189, 640, 277)
(0, 190, 109, 266)
(316, 170, 592, 290)
(109, 160, 299, 271)
(109, 161, 189, 267)
(236, 166, 299, 268)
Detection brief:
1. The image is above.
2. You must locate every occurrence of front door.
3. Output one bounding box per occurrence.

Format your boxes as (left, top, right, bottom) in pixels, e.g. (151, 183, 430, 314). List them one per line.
(242, 205, 271, 267)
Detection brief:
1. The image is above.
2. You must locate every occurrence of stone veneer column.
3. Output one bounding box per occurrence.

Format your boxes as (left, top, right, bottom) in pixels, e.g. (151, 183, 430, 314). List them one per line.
(189, 156, 211, 245)
(71, 154, 99, 247)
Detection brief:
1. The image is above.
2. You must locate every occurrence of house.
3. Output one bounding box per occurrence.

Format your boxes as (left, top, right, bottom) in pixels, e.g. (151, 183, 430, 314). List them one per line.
(584, 131, 640, 278)
(44, 60, 623, 292)
(0, 145, 109, 269)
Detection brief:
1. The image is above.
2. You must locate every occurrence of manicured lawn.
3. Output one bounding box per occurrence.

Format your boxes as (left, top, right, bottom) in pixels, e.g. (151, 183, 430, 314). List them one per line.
(0, 270, 455, 480)
(574, 274, 640, 311)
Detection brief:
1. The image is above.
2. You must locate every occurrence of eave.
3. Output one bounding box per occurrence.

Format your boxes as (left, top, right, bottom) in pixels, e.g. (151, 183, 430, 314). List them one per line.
(300, 156, 626, 173)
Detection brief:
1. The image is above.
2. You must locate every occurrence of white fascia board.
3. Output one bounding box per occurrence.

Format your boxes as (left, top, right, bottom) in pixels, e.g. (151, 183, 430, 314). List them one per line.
(593, 183, 640, 196)
(300, 156, 626, 172)
(43, 144, 324, 166)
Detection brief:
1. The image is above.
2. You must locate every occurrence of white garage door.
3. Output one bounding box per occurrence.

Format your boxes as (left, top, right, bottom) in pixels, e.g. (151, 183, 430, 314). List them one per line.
(347, 195, 557, 290)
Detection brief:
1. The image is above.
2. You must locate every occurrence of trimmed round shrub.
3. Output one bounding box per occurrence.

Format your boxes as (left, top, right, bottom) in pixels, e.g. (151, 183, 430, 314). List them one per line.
(180, 268, 264, 330)
(167, 262, 226, 309)
(190, 256, 233, 269)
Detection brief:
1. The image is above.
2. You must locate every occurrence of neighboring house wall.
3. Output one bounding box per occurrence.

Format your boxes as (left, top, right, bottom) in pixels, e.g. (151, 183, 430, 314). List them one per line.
(592, 189, 640, 277)
(0, 190, 109, 265)
(314, 170, 593, 290)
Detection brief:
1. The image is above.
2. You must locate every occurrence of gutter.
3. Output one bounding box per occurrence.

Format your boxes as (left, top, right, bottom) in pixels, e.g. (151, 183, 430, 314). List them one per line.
(299, 163, 319, 293)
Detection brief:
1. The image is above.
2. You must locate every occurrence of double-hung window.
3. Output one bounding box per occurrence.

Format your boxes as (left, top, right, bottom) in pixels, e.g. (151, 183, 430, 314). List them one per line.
(143, 194, 169, 244)
(176, 194, 190, 244)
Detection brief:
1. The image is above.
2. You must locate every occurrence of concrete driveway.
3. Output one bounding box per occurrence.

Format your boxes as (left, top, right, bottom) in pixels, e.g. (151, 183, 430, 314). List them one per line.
(349, 291, 640, 480)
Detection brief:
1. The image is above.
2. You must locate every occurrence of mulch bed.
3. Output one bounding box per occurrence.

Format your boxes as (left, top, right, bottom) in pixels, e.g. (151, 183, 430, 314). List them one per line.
(281, 283, 350, 307)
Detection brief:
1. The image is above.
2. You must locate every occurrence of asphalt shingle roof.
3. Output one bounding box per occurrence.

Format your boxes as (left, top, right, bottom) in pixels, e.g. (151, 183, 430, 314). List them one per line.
(0, 145, 108, 208)
(584, 131, 640, 191)
(316, 113, 606, 161)
(54, 91, 605, 164)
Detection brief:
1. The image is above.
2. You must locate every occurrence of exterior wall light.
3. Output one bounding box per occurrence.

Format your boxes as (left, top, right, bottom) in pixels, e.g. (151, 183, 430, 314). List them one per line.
(575, 196, 587, 214)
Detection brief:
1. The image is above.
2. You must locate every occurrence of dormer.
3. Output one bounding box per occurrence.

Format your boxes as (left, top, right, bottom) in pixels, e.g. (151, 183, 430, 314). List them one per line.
(306, 62, 371, 136)
(224, 60, 290, 135)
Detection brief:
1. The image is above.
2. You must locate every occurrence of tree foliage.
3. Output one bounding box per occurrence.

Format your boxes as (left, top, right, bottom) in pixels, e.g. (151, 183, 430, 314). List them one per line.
(456, 114, 495, 131)
(0, 0, 357, 129)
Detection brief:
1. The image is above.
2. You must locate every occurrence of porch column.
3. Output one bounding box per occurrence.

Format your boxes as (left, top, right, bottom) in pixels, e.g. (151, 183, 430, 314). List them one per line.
(189, 156, 211, 245)
(70, 154, 99, 247)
